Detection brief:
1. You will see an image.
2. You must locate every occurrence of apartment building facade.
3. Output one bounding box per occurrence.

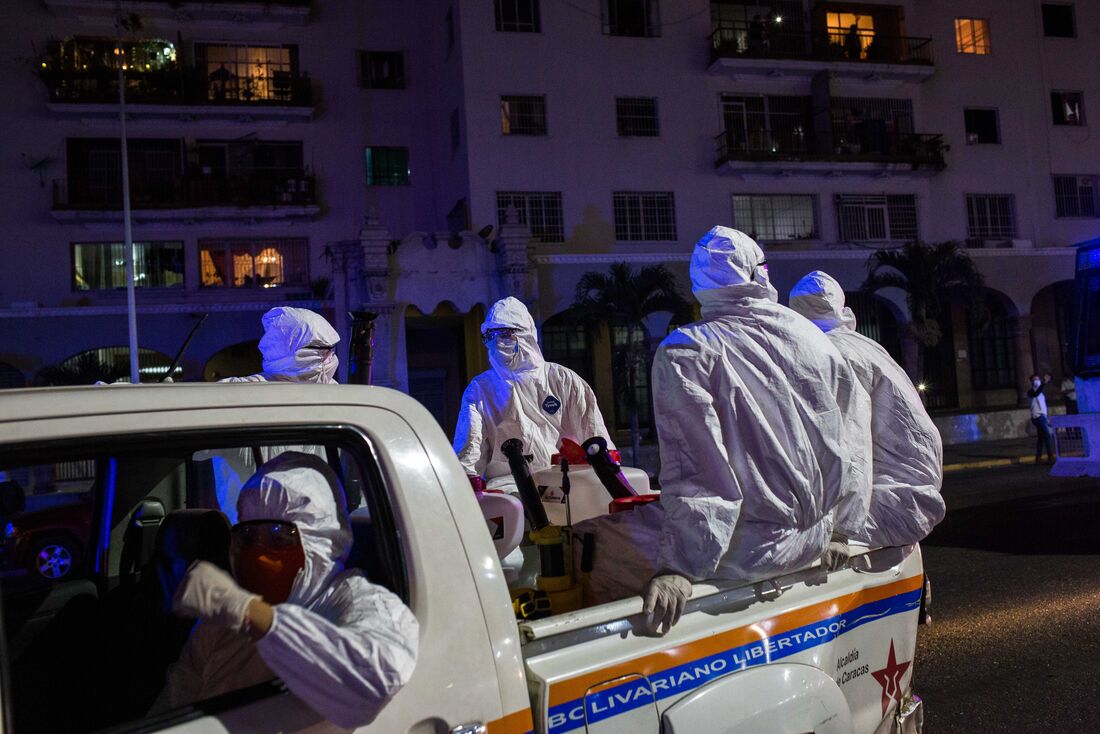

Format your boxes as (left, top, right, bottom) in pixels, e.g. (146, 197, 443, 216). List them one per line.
(0, 0, 1094, 437)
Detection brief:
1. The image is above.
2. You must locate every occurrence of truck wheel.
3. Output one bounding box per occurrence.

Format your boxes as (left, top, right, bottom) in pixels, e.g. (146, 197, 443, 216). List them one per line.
(28, 535, 81, 581)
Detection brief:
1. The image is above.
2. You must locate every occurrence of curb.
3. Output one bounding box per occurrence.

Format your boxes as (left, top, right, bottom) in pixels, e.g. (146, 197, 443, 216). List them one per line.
(942, 454, 1045, 473)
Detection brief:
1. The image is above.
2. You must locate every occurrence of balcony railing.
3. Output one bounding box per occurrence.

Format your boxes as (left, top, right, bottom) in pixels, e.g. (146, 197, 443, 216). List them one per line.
(715, 129, 946, 169)
(39, 67, 313, 107)
(709, 24, 934, 66)
(53, 173, 316, 210)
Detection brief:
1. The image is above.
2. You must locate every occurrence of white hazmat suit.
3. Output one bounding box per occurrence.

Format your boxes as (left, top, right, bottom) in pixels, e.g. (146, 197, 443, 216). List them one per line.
(158, 452, 418, 728)
(453, 297, 614, 489)
(644, 227, 869, 632)
(221, 307, 340, 383)
(789, 271, 945, 546)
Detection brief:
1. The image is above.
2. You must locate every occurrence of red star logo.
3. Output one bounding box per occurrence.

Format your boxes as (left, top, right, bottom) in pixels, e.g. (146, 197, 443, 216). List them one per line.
(871, 640, 911, 716)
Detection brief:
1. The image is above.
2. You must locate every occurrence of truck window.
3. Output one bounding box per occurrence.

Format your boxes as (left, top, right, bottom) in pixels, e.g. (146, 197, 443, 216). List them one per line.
(0, 426, 403, 733)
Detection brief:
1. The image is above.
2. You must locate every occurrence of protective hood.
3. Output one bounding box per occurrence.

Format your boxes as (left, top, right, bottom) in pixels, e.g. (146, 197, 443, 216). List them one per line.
(238, 452, 352, 606)
(789, 271, 857, 333)
(481, 297, 544, 379)
(689, 226, 777, 306)
(259, 307, 340, 383)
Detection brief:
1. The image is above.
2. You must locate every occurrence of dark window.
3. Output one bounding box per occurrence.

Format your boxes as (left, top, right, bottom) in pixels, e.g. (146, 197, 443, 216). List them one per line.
(199, 237, 309, 289)
(966, 194, 1017, 239)
(1052, 91, 1085, 125)
(450, 108, 461, 154)
(496, 0, 541, 32)
(721, 94, 813, 155)
(1054, 175, 1099, 218)
(496, 191, 564, 242)
(732, 194, 817, 240)
(835, 194, 918, 242)
(365, 147, 410, 186)
(603, 0, 660, 37)
(615, 97, 659, 136)
(358, 51, 405, 89)
(612, 191, 677, 241)
(73, 241, 184, 291)
(969, 298, 1016, 390)
(964, 108, 1000, 144)
(64, 138, 182, 209)
(1042, 4, 1075, 37)
(501, 95, 547, 135)
(541, 315, 593, 384)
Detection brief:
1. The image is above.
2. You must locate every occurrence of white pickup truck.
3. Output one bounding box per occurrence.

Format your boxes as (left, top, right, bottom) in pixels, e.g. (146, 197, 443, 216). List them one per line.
(0, 384, 926, 734)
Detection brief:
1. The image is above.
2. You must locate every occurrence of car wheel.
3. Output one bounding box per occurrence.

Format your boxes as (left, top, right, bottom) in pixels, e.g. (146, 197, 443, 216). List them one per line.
(29, 535, 81, 581)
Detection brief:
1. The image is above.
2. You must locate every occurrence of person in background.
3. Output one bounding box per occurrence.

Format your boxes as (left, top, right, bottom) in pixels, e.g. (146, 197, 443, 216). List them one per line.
(642, 227, 868, 634)
(157, 452, 418, 728)
(789, 270, 945, 548)
(221, 307, 340, 384)
(1061, 373, 1078, 415)
(453, 297, 614, 492)
(1029, 374, 1055, 465)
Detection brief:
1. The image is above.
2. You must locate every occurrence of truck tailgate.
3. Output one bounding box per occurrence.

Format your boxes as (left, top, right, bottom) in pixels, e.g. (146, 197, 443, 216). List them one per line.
(520, 546, 924, 734)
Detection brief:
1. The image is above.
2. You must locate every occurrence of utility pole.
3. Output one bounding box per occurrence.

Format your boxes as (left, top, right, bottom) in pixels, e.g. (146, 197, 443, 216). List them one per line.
(116, 9, 140, 383)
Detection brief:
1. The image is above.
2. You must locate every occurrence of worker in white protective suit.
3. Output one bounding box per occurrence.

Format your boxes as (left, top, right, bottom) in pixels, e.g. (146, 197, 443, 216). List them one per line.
(642, 227, 869, 634)
(453, 296, 615, 491)
(156, 452, 418, 728)
(221, 306, 340, 383)
(789, 271, 945, 546)
(206, 306, 340, 521)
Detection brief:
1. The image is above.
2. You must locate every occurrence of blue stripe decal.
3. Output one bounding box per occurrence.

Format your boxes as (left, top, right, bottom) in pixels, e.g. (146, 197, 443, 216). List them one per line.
(545, 587, 921, 733)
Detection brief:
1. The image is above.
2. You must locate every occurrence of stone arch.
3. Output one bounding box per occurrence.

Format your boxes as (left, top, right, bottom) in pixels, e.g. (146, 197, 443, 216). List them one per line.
(1030, 280, 1074, 379)
(0, 361, 26, 389)
(967, 288, 1019, 394)
(203, 340, 261, 382)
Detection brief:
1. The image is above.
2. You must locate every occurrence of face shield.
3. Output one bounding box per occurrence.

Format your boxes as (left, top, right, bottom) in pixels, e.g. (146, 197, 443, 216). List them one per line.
(230, 519, 306, 604)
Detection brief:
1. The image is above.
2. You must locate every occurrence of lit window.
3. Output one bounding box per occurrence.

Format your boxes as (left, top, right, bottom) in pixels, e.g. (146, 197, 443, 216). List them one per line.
(72, 241, 184, 291)
(200, 238, 308, 289)
(955, 18, 991, 55)
(196, 43, 295, 102)
(732, 195, 817, 241)
(826, 12, 874, 61)
(501, 95, 547, 135)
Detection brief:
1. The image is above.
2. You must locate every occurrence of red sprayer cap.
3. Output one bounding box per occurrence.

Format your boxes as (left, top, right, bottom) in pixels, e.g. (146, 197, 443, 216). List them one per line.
(609, 494, 661, 514)
(468, 475, 487, 493)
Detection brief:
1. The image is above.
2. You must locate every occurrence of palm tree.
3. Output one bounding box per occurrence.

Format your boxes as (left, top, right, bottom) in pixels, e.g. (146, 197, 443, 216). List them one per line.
(862, 241, 985, 381)
(572, 263, 692, 464)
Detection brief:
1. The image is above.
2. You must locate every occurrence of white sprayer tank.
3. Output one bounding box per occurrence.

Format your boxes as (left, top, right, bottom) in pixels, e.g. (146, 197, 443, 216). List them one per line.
(533, 459, 654, 525)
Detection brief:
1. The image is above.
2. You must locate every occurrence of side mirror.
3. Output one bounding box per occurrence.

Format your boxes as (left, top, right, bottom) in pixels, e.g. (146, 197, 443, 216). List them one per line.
(0, 480, 26, 515)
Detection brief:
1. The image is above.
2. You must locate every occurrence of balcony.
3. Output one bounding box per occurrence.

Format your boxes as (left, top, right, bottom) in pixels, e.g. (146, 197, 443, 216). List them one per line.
(40, 68, 314, 124)
(51, 173, 319, 225)
(707, 23, 935, 84)
(43, 0, 311, 28)
(715, 129, 946, 177)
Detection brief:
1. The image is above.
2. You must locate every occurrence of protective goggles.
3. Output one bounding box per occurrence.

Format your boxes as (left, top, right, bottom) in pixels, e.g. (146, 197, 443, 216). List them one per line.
(750, 260, 769, 282)
(481, 327, 520, 346)
(231, 519, 302, 549)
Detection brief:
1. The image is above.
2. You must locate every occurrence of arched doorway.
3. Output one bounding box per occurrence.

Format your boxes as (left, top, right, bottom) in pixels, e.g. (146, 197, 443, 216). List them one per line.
(405, 302, 473, 436)
(541, 310, 595, 385)
(38, 347, 178, 385)
(847, 291, 902, 361)
(1030, 280, 1074, 379)
(968, 292, 1018, 394)
(0, 361, 26, 389)
(204, 340, 262, 381)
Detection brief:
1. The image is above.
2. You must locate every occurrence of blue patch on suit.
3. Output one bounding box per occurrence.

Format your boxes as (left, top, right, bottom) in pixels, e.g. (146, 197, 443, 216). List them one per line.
(543, 395, 562, 415)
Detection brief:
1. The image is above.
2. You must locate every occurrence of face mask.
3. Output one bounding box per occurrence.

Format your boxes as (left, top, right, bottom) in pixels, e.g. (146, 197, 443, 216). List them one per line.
(230, 519, 306, 604)
(1032, 379, 1042, 389)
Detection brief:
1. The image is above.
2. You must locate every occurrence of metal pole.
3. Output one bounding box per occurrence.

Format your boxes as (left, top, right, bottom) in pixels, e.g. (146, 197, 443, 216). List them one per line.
(118, 45, 140, 383)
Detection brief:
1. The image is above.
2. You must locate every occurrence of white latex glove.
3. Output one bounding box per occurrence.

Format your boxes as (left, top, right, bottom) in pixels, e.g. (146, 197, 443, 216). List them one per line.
(172, 560, 259, 632)
(642, 573, 692, 635)
(821, 532, 851, 573)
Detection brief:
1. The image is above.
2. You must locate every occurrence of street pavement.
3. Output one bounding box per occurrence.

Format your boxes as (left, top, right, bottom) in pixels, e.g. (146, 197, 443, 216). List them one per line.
(915, 463, 1100, 730)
